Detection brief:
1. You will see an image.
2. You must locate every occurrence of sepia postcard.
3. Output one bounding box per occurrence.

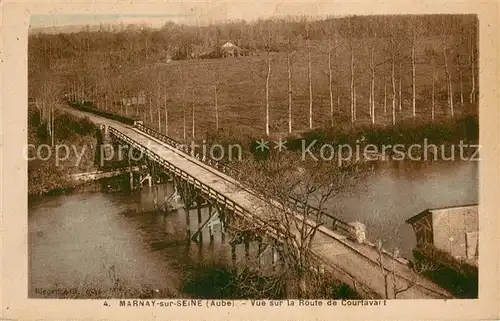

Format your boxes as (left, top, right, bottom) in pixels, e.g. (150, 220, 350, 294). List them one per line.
(1, 0, 499, 320)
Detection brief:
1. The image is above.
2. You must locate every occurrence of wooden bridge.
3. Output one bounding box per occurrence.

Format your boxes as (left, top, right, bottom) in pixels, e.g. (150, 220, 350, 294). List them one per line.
(62, 105, 453, 300)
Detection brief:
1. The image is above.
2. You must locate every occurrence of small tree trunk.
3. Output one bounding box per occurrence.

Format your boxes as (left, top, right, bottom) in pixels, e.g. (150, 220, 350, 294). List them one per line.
(353, 85, 357, 121)
(265, 51, 271, 136)
(51, 103, 55, 147)
(287, 51, 293, 133)
(337, 84, 340, 112)
(149, 96, 153, 125)
(328, 42, 333, 128)
(459, 65, 464, 106)
(157, 100, 161, 132)
(192, 88, 195, 139)
(432, 57, 435, 121)
(350, 31, 355, 124)
(384, 72, 387, 115)
(182, 89, 186, 140)
(307, 38, 313, 129)
(214, 84, 219, 132)
(398, 59, 402, 112)
(391, 50, 396, 125)
(443, 48, 454, 117)
(124, 90, 127, 116)
(371, 44, 375, 125)
(469, 28, 476, 103)
(369, 85, 372, 118)
(412, 39, 416, 118)
(368, 49, 372, 118)
(164, 95, 168, 135)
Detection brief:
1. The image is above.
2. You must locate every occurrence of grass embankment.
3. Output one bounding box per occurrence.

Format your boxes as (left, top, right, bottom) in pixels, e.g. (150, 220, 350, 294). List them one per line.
(28, 106, 99, 196)
(412, 245, 478, 298)
(196, 114, 478, 161)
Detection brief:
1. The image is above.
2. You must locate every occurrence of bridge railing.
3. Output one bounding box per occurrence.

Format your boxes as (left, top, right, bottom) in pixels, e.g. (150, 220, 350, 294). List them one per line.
(110, 125, 451, 299)
(133, 123, 353, 236)
(109, 126, 281, 239)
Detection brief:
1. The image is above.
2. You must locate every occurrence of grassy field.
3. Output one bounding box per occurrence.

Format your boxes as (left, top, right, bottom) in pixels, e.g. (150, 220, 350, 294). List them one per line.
(85, 34, 477, 142)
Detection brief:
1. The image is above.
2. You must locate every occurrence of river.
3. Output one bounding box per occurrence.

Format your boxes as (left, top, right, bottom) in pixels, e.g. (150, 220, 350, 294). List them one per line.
(28, 159, 478, 298)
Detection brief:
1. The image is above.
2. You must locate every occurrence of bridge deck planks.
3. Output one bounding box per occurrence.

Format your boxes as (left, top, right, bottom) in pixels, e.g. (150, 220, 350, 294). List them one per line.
(62, 106, 452, 299)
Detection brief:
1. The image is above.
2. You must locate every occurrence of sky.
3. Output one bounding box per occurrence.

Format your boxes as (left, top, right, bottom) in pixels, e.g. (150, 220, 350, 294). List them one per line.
(29, 2, 337, 29)
(30, 14, 195, 28)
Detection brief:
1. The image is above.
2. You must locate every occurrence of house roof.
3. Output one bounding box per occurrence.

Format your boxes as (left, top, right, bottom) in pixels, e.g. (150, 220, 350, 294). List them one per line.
(222, 41, 235, 48)
(405, 203, 479, 225)
(405, 209, 432, 225)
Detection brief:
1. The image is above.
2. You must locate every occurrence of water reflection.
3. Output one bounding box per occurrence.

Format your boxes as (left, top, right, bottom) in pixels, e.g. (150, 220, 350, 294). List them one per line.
(326, 159, 478, 257)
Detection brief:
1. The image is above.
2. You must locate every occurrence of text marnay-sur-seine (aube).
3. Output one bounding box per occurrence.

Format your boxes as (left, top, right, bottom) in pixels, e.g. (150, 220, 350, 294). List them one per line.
(115, 299, 387, 308)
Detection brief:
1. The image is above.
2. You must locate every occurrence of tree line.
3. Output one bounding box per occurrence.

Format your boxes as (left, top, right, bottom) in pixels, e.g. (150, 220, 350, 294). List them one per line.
(29, 14, 478, 142)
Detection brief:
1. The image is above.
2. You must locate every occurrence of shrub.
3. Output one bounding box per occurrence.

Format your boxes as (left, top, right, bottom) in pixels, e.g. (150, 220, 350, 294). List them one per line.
(412, 245, 478, 298)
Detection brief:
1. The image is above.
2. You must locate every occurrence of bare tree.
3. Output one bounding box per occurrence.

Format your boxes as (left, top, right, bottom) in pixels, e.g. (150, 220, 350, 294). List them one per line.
(468, 20, 477, 104)
(349, 17, 356, 124)
(33, 70, 62, 147)
(284, 17, 299, 133)
(251, 19, 275, 136)
(409, 17, 422, 118)
(398, 59, 403, 112)
(369, 212, 437, 299)
(154, 71, 162, 132)
(456, 53, 464, 107)
(177, 65, 189, 140)
(431, 51, 438, 121)
(149, 94, 154, 126)
(443, 45, 454, 118)
(191, 87, 196, 139)
(323, 17, 339, 128)
(388, 35, 398, 125)
(287, 40, 293, 133)
(306, 21, 314, 129)
(264, 41, 272, 136)
(368, 28, 377, 125)
(211, 62, 227, 133)
(232, 153, 363, 298)
(383, 64, 387, 115)
(424, 45, 439, 121)
(164, 94, 169, 135)
(182, 88, 187, 140)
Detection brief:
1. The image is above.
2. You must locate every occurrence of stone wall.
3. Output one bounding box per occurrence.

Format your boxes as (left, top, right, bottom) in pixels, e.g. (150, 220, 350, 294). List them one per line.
(431, 205, 478, 259)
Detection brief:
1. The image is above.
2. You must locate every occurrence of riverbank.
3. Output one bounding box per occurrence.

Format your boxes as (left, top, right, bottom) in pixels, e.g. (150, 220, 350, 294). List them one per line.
(192, 114, 479, 162)
(28, 106, 100, 196)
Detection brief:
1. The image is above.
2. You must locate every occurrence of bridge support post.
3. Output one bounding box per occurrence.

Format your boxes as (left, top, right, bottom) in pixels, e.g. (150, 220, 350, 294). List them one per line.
(231, 243, 237, 265)
(257, 240, 263, 267)
(244, 240, 250, 261)
(220, 208, 226, 244)
(185, 208, 191, 227)
(207, 204, 215, 243)
(197, 196, 203, 226)
(128, 153, 135, 191)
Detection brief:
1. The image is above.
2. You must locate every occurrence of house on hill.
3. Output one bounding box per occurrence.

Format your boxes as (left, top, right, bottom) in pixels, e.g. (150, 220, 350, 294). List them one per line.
(221, 41, 242, 57)
(405, 204, 478, 264)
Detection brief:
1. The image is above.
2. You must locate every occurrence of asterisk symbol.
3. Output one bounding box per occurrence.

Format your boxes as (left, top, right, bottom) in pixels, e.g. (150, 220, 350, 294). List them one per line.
(255, 139, 269, 152)
(274, 138, 287, 152)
